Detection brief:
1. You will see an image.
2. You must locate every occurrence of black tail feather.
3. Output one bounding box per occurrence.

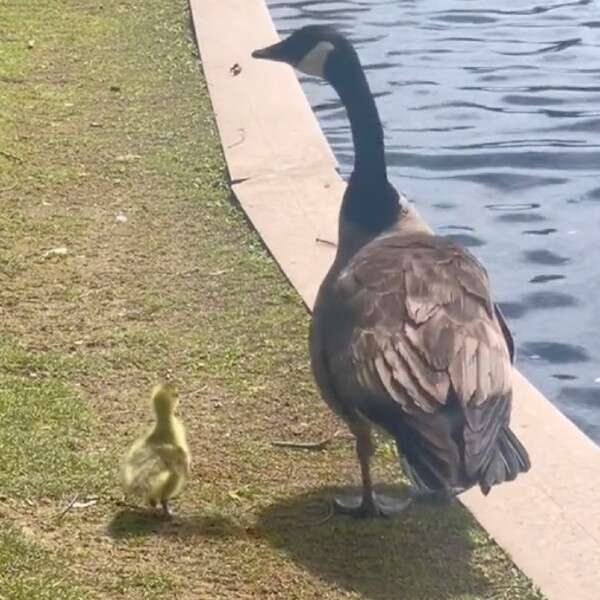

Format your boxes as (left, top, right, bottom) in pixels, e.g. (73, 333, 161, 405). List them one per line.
(397, 426, 530, 497)
(479, 427, 530, 495)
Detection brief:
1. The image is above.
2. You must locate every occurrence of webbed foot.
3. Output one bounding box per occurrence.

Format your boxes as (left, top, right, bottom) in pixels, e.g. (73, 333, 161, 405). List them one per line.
(333, 492, 413, 518)
(161, 500, 174, 519)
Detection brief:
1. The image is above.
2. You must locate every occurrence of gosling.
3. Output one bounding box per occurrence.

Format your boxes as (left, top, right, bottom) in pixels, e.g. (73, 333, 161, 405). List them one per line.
(121, 384, 190, 517)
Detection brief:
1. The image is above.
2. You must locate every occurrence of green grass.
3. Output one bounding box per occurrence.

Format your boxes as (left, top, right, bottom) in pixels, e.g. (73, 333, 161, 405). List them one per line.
(0, 340, 111, 498)
(0, 0, 545, 598)
(0, 528, 88, 599)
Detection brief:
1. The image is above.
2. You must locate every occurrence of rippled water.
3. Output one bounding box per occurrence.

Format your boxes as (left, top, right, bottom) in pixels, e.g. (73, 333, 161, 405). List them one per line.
(266, 0, 600, 442)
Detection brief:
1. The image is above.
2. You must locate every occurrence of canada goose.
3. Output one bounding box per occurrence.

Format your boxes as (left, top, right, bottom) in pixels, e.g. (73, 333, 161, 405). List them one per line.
(121, 384, 191, 517)
(252, 26, 530, 518)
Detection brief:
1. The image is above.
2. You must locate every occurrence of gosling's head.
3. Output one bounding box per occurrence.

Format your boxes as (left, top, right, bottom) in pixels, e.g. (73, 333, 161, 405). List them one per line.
(252, 25, 354, 80)
(151, 383, 178, 419)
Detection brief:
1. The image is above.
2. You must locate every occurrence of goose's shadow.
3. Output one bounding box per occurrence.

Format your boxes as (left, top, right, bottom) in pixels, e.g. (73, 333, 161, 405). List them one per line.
(256, 485, 513, 600)
(107, 508, 239, 540)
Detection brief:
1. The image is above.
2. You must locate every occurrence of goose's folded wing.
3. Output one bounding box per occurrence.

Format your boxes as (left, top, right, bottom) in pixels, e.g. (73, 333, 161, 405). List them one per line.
(331, 235, 513, 466)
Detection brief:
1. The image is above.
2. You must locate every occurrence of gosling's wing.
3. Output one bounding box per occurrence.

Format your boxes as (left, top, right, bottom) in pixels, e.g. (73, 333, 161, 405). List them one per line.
(329, 233, 513, 483)
(153, 443, 189, 475)
(121, 441, 166, 497)
(172, 416, 191, 474)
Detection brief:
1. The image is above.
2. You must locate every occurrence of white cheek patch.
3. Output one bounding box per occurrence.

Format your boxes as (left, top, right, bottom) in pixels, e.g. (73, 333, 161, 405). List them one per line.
(296, 41, 335, 77)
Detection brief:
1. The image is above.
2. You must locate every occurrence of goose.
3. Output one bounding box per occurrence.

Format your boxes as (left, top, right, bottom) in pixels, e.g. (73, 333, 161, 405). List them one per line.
(121, 384, 191, 517)
(252, 26, 530, 517)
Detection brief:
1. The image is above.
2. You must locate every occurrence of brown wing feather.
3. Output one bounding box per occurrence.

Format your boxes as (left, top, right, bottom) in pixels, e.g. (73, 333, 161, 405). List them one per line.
(325, 231, 513, 487)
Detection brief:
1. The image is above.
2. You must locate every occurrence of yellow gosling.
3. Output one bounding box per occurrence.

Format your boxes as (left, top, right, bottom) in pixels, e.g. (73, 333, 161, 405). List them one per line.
(121, 384, 190, 517)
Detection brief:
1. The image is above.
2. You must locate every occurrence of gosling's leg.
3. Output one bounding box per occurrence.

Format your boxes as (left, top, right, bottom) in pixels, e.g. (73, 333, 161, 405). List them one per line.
(160, 499, 174, 519)
(334, 421, 412, 518)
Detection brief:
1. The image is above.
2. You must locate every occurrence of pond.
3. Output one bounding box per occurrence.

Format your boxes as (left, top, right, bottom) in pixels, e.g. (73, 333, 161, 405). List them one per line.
(266, 0, 600, 442)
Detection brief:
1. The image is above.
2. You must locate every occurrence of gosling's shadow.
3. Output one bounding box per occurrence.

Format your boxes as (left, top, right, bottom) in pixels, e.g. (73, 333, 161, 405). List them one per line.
(256, 486, 495, 600)
(107, 508, 239, 540)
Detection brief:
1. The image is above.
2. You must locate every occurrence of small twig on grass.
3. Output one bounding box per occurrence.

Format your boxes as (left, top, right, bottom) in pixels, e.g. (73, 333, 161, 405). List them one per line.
(173, 266, 201, 278)
(307, 500, 334, 527)
(271, 431, 341, 451)
(55, 495, 98, 521)
(271, 438, 332, 450)
(55, 494, 79, 521)
(0, 150, 23, 163)
(0, 76, 25, 84)
(172, 267, 230, 278)
(285, 500, 335, 529)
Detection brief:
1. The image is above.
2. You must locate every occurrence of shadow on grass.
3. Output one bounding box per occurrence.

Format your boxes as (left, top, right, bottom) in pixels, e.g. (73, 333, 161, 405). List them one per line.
(107, 508, 240, 541)
(256, 486, 494, 600)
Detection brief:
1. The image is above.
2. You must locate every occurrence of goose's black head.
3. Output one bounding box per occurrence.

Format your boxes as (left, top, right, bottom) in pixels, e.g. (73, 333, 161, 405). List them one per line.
(252, 26, 353, 81)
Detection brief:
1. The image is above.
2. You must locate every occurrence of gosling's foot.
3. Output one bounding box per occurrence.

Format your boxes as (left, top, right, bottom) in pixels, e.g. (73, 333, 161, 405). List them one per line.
(161, 500, 174, 519)
(333, 492, 413, 518)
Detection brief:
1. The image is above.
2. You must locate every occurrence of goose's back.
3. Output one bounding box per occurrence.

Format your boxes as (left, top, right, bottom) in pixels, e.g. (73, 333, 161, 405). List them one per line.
(311, 229, 515, 490)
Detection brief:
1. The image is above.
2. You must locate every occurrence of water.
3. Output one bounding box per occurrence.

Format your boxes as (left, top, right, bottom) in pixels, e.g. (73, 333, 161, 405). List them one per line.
(266, 0, 600, 442)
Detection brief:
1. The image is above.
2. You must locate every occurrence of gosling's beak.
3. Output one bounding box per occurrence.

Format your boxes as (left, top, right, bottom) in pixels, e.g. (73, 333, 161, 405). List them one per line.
(251, 40, 289, 63)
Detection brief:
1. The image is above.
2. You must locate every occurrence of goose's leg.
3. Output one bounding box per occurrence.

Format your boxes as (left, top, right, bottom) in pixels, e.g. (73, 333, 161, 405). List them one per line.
(333, 422, 376, 516)
(334, 418, 413, 518)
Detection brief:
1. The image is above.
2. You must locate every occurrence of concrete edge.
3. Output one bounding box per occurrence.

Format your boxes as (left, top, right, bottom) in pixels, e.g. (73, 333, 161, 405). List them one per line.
(190, 2, 600, 599)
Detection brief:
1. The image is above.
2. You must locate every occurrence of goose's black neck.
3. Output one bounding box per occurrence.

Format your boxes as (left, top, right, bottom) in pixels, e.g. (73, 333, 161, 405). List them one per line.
(327, 47, 399, 233)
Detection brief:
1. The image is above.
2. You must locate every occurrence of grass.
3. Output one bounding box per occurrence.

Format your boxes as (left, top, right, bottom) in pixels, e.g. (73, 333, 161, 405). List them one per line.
(0, 0, 545, 598)
(0, 527, 88, 600)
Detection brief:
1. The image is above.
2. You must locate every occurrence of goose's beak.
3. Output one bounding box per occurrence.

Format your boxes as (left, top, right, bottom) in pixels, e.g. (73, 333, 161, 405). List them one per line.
(251, 40, 288, 63)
